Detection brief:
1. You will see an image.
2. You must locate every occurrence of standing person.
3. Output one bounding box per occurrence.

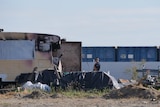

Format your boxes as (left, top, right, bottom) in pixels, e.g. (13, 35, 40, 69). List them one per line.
(93, 57, 100, 71)
(33, 67, 39, 82)
(27, 67, 38, 83)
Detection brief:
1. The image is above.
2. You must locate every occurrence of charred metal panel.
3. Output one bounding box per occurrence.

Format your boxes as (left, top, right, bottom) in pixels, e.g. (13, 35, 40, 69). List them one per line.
(0, 60, 36, 81)
(34, 51, 53, 70)
(0, 32, 61, 51)
(35, 51, 51, 60)
(0, 32, 60, 41)
(58, 42, 82, 72)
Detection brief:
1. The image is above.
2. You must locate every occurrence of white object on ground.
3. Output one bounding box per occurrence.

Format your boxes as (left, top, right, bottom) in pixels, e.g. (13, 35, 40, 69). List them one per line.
(22, 81, 51, 92)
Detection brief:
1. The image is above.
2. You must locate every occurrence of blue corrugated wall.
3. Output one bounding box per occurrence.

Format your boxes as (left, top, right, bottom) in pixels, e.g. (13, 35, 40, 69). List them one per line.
(82, 46, 158, 62)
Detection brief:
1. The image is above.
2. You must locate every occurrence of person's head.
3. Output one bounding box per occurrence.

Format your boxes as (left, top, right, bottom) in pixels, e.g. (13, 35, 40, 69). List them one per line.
(33, 67, 38, 71)
(95, 57, 99, 62)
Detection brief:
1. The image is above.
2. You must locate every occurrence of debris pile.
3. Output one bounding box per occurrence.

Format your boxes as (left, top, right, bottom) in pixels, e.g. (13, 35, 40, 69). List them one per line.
(23, 90, 50, 99)
(103, 84, 160, 100)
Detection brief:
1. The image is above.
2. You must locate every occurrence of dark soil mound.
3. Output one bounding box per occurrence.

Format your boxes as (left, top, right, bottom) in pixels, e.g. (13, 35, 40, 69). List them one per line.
(50, 93, 64, 98)
(23, 90, 49, 99)
(103, 85, 160, 100)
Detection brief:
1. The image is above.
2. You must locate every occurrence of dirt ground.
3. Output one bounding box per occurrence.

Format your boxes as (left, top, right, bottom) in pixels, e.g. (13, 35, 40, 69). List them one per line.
(0, 97, 160, 107)
(0, 85, 160, 107)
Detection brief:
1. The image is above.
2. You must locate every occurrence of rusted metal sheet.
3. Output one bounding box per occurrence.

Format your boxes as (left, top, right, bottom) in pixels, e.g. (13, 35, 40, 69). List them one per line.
(58, 41, 82, 72)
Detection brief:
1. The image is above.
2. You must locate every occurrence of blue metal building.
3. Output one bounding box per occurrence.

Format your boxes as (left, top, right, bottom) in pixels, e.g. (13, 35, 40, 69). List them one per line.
(82, 47, 115, 62)
(82, 46, 160, 80)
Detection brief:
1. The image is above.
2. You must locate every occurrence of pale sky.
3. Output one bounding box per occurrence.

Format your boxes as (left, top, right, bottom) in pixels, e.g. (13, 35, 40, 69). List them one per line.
(1, 0, 160, 46)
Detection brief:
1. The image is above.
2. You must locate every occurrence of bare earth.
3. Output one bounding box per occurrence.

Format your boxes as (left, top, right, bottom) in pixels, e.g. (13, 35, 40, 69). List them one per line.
(0, 96, 160, 107)
(0, 85, 160, 107)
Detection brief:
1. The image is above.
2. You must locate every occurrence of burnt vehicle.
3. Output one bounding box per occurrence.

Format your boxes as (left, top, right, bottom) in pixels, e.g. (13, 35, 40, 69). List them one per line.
(0, 32, 82, 88)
